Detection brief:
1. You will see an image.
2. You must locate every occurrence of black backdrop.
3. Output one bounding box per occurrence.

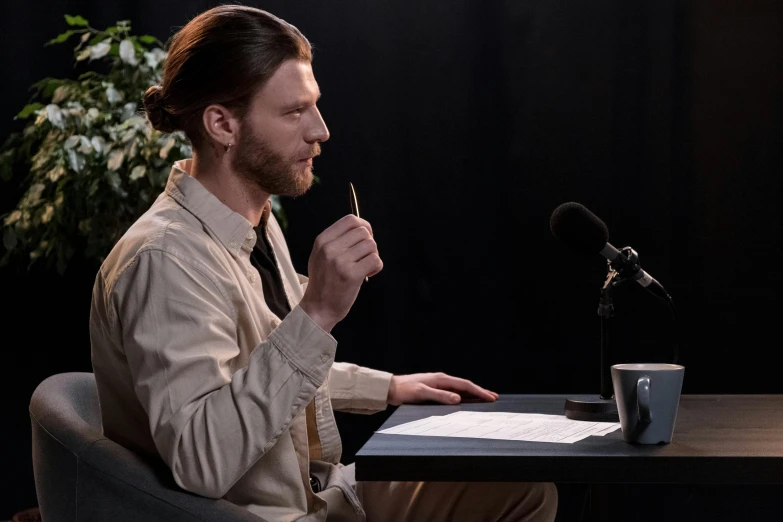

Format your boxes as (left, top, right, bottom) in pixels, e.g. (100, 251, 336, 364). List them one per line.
(2, 1, 782, 520)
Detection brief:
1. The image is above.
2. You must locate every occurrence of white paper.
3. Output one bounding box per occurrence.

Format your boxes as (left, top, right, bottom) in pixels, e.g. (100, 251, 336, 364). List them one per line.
(377, 411, 620, 444)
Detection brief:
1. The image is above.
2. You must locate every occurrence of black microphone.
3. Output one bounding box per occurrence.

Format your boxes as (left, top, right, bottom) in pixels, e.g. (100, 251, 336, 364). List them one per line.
(550, 202, 671, 301)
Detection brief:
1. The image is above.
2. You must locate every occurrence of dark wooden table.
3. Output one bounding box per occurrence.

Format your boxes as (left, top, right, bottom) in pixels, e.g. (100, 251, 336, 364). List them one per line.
(355, 394, 783, 484)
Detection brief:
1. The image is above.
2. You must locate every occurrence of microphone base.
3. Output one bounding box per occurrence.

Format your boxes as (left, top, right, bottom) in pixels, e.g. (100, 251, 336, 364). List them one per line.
(564, 397, 619, 422)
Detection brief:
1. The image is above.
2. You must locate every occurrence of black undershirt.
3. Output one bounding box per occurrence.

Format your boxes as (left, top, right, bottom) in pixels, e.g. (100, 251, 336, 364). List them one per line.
(249, 226, 292, 320)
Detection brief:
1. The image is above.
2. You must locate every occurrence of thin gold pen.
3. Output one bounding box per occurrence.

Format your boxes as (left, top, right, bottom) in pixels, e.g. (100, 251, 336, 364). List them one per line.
(349, 182, 369, 283)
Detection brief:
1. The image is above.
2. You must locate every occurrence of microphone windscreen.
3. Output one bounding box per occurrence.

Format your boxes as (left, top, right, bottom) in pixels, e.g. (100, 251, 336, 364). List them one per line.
(550, 202, 609, 254)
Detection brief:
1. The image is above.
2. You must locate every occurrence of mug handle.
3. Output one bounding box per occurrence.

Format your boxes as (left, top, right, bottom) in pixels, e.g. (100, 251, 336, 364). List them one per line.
(637, 376, 652, 424)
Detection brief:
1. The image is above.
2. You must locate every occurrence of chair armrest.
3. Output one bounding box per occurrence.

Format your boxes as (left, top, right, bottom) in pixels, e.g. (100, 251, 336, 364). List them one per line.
(80, 438, 268, 522)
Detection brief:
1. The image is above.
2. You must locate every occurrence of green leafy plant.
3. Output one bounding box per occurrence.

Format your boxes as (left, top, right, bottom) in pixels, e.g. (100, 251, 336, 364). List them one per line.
(0, 15, 288, 274)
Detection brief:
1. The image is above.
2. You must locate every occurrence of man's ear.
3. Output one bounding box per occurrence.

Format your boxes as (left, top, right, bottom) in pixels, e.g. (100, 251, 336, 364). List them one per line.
(202, 104, 240, 150)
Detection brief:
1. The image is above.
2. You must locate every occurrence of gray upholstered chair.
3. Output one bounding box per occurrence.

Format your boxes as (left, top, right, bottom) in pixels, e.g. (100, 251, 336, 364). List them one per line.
(30, 372, 266, 522)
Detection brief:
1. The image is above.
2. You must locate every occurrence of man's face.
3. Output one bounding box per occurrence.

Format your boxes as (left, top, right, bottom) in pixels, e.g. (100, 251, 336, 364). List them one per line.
(233, 59, 329, 197)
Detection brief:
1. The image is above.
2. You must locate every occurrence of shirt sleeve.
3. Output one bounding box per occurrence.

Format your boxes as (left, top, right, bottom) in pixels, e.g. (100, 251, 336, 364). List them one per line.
(110, 248, 336, 498)
(329, 362, 392, 414)
(296, 272, 392, 414)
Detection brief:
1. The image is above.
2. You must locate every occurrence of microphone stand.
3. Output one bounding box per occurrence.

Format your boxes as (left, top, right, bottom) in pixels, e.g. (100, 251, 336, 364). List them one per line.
(598, 268, 623, 402)
(564, 247, 642, 422)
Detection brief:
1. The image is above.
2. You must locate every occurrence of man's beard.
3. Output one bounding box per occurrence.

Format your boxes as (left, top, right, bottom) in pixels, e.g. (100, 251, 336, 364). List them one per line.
(232, 120, 319, 197)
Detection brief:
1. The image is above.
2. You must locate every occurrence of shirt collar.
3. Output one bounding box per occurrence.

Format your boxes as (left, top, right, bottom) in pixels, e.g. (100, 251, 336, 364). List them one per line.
(164, 159, 271, 257)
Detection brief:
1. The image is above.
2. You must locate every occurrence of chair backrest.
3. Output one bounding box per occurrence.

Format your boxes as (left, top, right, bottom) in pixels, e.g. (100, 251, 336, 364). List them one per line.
(29, 372, 265, 522)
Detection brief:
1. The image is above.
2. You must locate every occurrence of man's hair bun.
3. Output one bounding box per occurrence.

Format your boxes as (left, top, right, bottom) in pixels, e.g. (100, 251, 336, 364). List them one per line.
(143, 85, 177, 133)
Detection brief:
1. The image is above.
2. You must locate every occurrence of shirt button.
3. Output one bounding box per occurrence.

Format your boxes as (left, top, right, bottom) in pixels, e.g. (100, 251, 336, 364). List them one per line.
(271, 317, 281, 329)
(246, 231, 255, 241)
(248, 272, 256, 283)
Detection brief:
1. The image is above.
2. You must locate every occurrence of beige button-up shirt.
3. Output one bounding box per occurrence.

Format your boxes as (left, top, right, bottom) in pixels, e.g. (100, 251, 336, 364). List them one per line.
(89, 159, 393, 521)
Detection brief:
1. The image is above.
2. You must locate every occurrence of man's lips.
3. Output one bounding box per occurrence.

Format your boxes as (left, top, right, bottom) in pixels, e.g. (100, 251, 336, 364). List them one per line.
(299, 147, 320, 164)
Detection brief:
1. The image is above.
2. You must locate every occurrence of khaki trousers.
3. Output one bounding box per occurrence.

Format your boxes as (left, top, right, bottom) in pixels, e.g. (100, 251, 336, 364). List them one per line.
(334, 464, 558, 522)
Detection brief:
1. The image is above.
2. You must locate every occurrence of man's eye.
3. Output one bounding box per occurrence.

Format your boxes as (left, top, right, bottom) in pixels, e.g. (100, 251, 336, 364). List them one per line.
(291, 107, 304, 115)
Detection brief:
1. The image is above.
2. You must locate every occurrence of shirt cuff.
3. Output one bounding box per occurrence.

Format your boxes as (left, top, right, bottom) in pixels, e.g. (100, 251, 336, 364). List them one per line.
(268, 305, 337, 386)
(352, 366, 393, 412)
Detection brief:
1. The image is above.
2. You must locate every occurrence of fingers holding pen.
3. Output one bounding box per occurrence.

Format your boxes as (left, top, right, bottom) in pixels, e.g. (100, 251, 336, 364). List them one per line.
(315, 215, 373, 247)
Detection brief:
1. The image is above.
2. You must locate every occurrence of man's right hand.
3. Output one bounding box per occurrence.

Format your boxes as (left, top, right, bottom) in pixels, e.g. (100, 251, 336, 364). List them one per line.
(299, 214, 383, 332)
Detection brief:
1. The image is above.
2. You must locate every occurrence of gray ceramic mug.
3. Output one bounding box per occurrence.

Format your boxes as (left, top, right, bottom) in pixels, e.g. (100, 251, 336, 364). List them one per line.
(611, 363, 685, 444)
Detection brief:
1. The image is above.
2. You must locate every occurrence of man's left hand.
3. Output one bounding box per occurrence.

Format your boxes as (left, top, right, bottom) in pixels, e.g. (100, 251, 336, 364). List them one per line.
(387, 372, 498, 406)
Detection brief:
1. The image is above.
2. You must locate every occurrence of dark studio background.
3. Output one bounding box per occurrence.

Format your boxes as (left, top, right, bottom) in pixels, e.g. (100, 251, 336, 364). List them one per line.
(2, 1, 782, 520)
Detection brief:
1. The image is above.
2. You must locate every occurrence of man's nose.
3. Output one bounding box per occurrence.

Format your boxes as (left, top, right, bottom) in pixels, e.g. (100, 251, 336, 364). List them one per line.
(306, 107, 330, 143)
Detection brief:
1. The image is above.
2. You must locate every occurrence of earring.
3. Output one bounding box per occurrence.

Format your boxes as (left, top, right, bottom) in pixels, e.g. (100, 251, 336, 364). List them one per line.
(225, 142, 233, 152)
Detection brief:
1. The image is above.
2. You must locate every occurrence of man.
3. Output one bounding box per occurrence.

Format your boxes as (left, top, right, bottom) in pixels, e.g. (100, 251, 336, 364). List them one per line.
(89, 5, 557, 521)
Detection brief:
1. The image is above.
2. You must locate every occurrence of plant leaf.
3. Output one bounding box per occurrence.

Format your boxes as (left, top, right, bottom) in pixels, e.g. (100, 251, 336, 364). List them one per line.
(89, 40, 112, 61)
(3, 210, 22, 226)
(45, 104, 65, 129)
(105, 170, 122, 191)
(16, 103, 44, 119)
(139, 35, 157, 45)
(46, 165, 66, 182)
(3, 227, 17, 250)
(63, 135, 80, 149)
(90, 135, 106, 154)
(159, 137, 175, 159)
(0, 160, 12, 182)
(30, 78, 65, 99)
(119, 39, 138, 65)
(106, 86, 122, 104)
(52, 85, 69, 104)
(129, 165, 146, 181)
(144, 48, 167, 69)
(107, 149, 124, 170)
(66, 149, 85, 172)
(65, 15, 89, 27)
(47, 30, 75, 46)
